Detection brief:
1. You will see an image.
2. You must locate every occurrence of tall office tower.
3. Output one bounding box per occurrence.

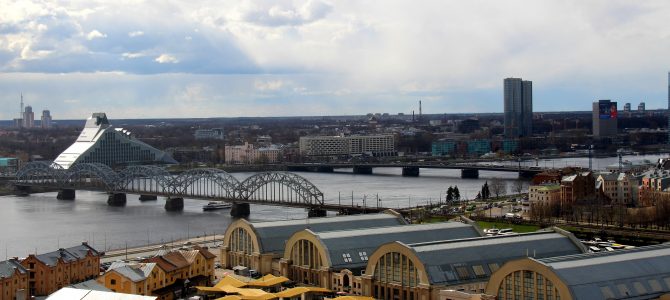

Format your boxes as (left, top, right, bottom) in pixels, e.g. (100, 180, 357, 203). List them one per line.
(23, 105, 34, 128)
(41, 110, 52, 129)
(593, 100, 618, 138)
(638, 102, 646, 112)
(623, 103, 631, 112)
(14, 94, 24, 128)
(504, 78, 533, 137)
(668, 72, 670, 144)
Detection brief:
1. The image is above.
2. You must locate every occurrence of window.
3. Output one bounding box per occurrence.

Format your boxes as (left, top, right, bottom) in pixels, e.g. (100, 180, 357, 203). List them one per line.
(110, 279, 116, 285)
(488, 263, 500, 273)
(342, 253, 353, 263)
(455, 267, 470, 280)
(472, 265, 486, 278)
(359, 251, 368, 261)
(633, 282, 647, 294)
(600, 286, 615, 299)
(648, 279, 663, 292)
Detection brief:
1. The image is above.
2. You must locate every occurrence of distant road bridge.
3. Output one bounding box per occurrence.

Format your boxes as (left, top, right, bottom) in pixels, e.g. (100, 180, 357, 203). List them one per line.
(13, 162, 387, 217)
(285, 162, 547, 178)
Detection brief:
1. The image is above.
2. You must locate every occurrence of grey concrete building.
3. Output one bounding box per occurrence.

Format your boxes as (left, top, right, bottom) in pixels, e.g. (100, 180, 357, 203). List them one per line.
(592, 100, 618, 138)
(503, 78, 533, 137)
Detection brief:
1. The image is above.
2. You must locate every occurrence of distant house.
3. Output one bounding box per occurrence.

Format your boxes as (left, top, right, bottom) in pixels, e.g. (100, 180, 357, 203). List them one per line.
(194, 128, 225, 141)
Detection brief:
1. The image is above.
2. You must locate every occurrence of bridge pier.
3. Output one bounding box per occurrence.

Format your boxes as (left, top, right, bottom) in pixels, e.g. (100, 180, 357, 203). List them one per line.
(308, 208, 327, 218)
(230, 203, 250, 218)
(139, 195, 158, 201)
(165, 197, 184, 211)
(353, 166, 373, 175)
(518, 170, 536, 179)
(107, 193, 127, 207)
(14, 185, 31, 196)
(402, 167, 420, 177)
(461, 169, 479, 179)
(57, 189, 76, 200)
(316, 166, 334, 173)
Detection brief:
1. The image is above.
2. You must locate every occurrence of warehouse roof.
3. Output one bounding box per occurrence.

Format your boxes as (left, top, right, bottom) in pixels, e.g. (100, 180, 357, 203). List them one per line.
(241, 211, 406, 253)
(537, 243, 670, 300)
(0, 259, 27, 279)
(296, 221, 482, 271)
(403, 229, 584, 285)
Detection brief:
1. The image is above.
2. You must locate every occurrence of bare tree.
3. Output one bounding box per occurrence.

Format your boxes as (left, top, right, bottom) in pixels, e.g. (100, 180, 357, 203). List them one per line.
(490, 177, 507, 199)
(513, 180, 526, 196)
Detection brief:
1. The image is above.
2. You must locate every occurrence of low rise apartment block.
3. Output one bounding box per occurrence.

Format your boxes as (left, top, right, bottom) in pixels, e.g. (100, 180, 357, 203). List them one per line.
(20, 242, 101, 297)
(299, 134, 395, 157)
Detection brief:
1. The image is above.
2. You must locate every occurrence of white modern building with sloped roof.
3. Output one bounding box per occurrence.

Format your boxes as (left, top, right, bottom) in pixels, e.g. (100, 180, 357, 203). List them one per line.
(54, 113, 177, 169)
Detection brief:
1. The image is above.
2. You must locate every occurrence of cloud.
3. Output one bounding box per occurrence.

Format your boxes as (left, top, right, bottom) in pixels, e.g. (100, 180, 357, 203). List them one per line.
(128, 30, 144, 37)
(154, 54, 178, 64)
(234, 0, 333, 27)
(122, 52, 145, 59)
(1, 1, 670, 117)
(255, 79, 284, 91)
(86, 29, 106, 40)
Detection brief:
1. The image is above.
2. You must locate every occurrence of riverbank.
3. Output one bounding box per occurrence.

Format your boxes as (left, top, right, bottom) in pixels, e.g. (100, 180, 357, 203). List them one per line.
(102, 234, 224, 262)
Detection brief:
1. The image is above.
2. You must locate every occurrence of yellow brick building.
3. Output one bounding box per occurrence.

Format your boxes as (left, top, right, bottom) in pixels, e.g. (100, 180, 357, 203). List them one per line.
(20, 242, 101, 297)
(0, 259, 29, 300)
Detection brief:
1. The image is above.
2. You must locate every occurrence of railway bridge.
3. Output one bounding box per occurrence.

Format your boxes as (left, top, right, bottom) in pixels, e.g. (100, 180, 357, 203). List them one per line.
(13, 162, 386, 217)
(286, 162, 546, 178)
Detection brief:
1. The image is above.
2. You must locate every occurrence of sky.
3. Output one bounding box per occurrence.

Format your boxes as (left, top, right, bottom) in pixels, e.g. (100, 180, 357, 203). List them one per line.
(1, 0, 670, 119)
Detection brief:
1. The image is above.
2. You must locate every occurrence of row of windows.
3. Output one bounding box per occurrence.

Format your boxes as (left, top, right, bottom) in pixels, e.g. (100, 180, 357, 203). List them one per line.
(373, 252, 419, 287)
(497, 270, 560, 300)
(290, 239, 323, 269)
(81, 132, 157, 167)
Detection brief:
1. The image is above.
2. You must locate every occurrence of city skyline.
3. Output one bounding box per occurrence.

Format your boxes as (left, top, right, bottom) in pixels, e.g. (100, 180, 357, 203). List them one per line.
(2, 1, 670, 119)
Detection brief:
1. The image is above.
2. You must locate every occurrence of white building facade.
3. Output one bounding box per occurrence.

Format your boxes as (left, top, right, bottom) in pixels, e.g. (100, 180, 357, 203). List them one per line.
(299, 134, 396, 156)
(225, 142, 282, 164)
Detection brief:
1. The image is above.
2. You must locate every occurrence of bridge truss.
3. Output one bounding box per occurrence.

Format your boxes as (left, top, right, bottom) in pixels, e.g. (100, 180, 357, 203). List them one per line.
(15, 162, 324, 207)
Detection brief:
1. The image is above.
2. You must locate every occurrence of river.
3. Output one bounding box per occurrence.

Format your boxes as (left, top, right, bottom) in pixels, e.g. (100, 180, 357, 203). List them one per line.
(0, 154, 665, 258)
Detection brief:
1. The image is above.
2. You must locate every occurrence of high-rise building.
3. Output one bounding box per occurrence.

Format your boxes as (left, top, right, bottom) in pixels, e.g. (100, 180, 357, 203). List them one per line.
(623, 102, 631, 112)
(40, 110, 52, 129)
(14, 93, 24, 128)
(23, 105, 34, 128)
(668, 72, 670, 144)
(592, 100, 618, 138)
(503, 77, 533, 137)
(638, 101, 646, 112)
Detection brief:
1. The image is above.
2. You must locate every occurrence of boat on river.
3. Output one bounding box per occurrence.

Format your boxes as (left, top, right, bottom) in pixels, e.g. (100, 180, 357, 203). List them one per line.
(203, 201, 232, 211)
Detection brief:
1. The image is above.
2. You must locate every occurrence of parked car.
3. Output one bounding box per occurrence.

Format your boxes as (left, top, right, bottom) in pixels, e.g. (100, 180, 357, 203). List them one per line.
(249, 269, 261, 279)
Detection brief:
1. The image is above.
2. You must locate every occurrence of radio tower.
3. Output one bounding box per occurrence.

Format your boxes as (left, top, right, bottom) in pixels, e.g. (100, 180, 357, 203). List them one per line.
(20, 93, 24, 119)
(419, 100, 422, 121)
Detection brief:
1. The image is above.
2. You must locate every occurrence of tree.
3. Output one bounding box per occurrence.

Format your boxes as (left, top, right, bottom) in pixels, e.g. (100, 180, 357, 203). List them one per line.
(481, 182, 490, 200)
(513, 180, 526, 196)
(453, 186, 460, 201)
(490, 177, 507, 199)
(446, 186, 454, 202)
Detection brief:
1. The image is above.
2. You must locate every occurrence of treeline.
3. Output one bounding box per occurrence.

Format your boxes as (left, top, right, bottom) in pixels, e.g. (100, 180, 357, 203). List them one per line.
(529, 198, 670, 231)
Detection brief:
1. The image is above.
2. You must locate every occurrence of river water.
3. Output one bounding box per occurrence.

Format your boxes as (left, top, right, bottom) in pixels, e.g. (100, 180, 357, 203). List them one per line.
(0, 154, 665, 258)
